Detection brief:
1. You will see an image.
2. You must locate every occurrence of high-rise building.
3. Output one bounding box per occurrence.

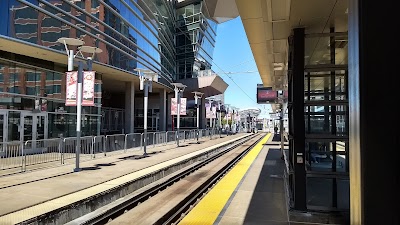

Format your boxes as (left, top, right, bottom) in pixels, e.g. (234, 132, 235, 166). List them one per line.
(0, 0, 229, 143)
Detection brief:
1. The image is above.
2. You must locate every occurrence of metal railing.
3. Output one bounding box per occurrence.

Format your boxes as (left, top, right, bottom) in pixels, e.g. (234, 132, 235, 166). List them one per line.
(0, 128, 222, 175)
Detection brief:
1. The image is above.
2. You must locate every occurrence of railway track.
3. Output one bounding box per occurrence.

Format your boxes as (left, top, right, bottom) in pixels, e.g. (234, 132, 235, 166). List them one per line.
(67, 133, 265, 225)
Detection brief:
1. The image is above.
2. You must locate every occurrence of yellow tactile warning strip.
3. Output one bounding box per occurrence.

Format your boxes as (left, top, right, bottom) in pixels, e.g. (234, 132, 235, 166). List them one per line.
(0, 134, 252, 225)
(178, 133, 271, 225)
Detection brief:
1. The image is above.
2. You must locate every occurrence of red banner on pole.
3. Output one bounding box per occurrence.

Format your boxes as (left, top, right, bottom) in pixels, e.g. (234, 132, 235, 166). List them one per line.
(65, 71, 77, 106)
(65, 71, 95, 106)
(82, 71, 95, 106)
(171, 98, 187, 115)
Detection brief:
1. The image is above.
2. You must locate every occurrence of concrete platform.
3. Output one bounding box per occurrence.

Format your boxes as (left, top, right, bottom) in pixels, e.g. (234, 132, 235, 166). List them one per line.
(213, 134, 347, 225)
(0, 133, 250, 224)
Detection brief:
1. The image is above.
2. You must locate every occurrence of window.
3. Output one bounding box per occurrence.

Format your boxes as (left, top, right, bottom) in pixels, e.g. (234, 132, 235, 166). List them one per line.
(9, 73, 19, 81)
(53, 85, 61, 93)
(26, 72, 40, 81)
(9, 86, 20, 94)
(46, 72, 53, 81)
(46, 85, 61, 94)
(26, 86, 40, 95)
(94, 83, 101, 92)
(54, 73, 61, 80)
(45, 85, 53, 94)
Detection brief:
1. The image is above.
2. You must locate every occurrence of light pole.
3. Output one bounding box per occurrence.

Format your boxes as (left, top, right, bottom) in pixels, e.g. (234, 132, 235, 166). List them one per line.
(224, 104, 230, 135)
(192, 91, 204, 144)
(171, 83, 186, 147)
(206, 97, 215, 128)
(57, 38, 102, 172)
(218, 102, 222, 138)
(135, 69, 157, 156)
(206, 97, 215, 138)
(231, 107, 236, 133)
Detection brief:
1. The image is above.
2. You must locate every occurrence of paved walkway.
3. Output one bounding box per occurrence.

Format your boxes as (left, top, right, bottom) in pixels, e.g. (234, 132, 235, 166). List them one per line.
(0, 133, 248, 216)
(215, 134, 290, 224)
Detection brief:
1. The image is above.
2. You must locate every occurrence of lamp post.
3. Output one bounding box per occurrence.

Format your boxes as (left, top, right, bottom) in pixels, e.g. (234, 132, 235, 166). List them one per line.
(135, 69, 157, 156)
(218, 102, 222, 138)
(206, 97, 215, 138)
(171, 83, 186, 147)
(224, 104, 230, 135)
(231, 107, 236, 133)
(206, 97, 215, 128)
(57, 38, 102, 172)
(192, 91, 204, 144)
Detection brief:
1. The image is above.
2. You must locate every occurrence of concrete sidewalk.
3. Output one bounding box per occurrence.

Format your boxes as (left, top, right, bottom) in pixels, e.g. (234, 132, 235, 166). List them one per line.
(0, 133, 249, 217)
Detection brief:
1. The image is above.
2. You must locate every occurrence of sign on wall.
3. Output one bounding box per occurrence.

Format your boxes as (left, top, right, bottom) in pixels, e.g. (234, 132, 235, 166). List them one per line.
(171, 98, 187, 115)
(65, 71, 95, 106)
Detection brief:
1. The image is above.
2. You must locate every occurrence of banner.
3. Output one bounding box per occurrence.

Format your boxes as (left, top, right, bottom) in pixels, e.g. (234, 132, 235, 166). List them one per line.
(212, 106, 216, 118)
(65, 71, 95, 106)
(82, 71, 95, 106)
(206, 103, 217, 118)
(171, 97, 186, 115)
(65, 71, 77, 106)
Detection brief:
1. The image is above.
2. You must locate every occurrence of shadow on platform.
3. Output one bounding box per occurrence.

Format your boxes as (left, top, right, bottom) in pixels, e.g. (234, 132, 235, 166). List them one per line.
(272, 134, 288, 142)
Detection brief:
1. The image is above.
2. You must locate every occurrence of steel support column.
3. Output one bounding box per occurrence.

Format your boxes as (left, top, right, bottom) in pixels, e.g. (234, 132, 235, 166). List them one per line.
(292, 27, 306, 211)
(349, 0, 398, 224)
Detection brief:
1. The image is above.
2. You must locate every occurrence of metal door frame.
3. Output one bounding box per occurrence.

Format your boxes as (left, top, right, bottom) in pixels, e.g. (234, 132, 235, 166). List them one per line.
(0, 110, 8, 143)
(20, 112, 48, 142)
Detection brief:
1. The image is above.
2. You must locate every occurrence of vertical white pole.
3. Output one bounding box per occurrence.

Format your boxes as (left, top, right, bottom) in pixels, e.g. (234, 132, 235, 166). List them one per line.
(176, 88, 181, 147)
(68, 50, 74, 71)
(195, 95, 200, 143)
(74, 61, 83, 172)
(143, 81, 148, 155)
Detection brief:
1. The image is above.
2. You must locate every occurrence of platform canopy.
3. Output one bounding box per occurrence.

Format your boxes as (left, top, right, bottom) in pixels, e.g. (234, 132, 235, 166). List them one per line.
(238, 108, 261, 118)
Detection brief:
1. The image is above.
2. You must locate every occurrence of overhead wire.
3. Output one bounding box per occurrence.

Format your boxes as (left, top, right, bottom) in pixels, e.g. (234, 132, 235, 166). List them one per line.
(175, 15, 259, 105)
(211, 60, 258, 104)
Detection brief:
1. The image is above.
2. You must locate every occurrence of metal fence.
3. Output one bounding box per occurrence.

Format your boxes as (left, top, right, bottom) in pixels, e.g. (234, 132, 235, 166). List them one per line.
(0, 129, 219, 175)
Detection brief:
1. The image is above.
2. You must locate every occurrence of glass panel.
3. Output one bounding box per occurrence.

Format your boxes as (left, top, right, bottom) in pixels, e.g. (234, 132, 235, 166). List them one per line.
(335, 73, 347, 100)
(307, 177, 349, 210)
(337, 179, 350, 210)
(8, 111, 20, 141)
(48, 113, 67, 138)
(306, 141, 347, 172)
(336, 105, 347, 135)
(0, 114, 4, 143)
(37, 115, 45, 140)
(305, 106, 332, 134)
(307, 74, 332, 101)
(23, 115, 33, 142)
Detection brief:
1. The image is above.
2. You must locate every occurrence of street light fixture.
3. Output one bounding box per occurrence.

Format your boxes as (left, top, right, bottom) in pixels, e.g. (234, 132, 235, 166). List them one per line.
(135, 68, 158, 156)
(171, 83, 186, 147)
(192, 91, 204, 144)
(57, 37, 102, 172)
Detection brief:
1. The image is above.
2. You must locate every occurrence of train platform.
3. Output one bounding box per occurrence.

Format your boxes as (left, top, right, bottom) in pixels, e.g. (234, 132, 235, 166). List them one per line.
(178, 133, 345, 225)
(0, 133, 251, 225)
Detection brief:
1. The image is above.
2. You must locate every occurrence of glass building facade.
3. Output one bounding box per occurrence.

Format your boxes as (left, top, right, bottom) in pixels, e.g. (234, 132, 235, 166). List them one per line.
(176, 1, 217, 79)
(0, 0, 176, 83)
(0, 0, 179, 142)
(0, 0, 222, 143)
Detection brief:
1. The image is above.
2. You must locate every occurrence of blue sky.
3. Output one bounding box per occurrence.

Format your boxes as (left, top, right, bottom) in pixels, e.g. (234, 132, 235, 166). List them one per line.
(211, 17, 272, 118)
